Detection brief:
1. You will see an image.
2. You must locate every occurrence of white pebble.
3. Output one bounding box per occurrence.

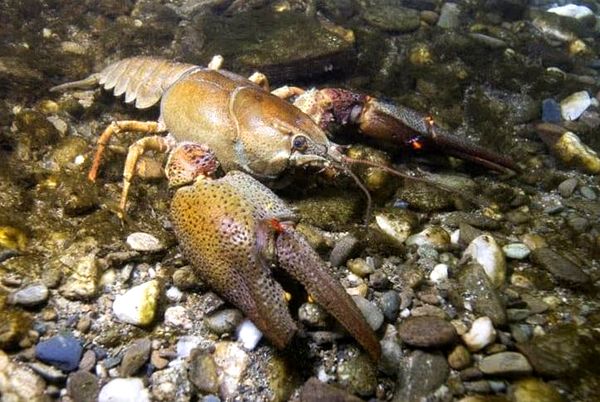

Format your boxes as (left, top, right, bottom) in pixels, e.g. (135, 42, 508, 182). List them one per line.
(462, 316, 496, 352)
(502, 243, 530, 259)
(429, 264, 449, 283)
(561, 91, 591, 121)
(176, 336, 202, 359)
(126, 232, 164, 252)
(548, 4, 594, 19)
(450, 229, 460, 245)
(98, 378, 150, 402)
(463, 235, 506, 287)
(165, 286, 184, 302)
(112, 280, 160, 326)
(236, 319, 263, 350)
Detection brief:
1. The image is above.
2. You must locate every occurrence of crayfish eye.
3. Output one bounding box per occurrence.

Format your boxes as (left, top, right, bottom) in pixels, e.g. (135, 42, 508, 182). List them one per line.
(292, 135, 308, 151)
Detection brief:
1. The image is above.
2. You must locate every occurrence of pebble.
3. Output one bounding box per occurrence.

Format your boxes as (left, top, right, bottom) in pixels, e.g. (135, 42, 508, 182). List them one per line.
(557, 177, 578, 197)
(374, 212, 413, 246)
(165, 286, 184, 302)
(164, 306, 192, 329)
(60, 252, 100, 300)
(560, 91, 591, 120)
(379, 291, 400, 322)
(429, 263, 448, 283)
(298, 303, 328, 328)
(363, 6, 421, 33)
(205, 309, 244, 335)
(212, 341, 249, 399)
(236, 319, 263, 350)
(79, 349, 96, 372)
(548, 4, 594, 20)
(9, 284, 49, 307)
(448, 345, 471, 370)
(176, 336, 203, 359)
(462, 317, 496, 352)
(35, 334, 83, 372)
(479, 352, 532, 376)
(541, 98, 561, 123)
(0, 350, 46, 401)
(67, 370, 99, 402)
(28, 361, 67, 382)
(437, 2, 460, 29)
(189, 349, 219, 394)
(120, 338, 152, 377)
(396, 350, 449, 402)
(406, 226, 451, 251)
(126, 232, 164, 252)
(347, 258, 375, 277)
(353, 296, 384, 331)
(336, 350, 377, 397)
(502, 243, 530, 260)
(329, 234, 359, 267)
(508, 378, 564, 402)
(398, 316, 457, 348)
(298, 377, 363, 402)
(150, 350, 169, 370)
(379, 338, 403, 375)
(579, 186, 596, 200)
(98, 378, 150, 402)
(463, 235, 506, 287)
(457, 263, 507, 326)
(112, 280, 160, 326)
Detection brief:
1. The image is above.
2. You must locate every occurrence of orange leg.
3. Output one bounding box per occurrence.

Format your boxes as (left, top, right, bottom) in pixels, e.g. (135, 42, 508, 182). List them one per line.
(248, 72, 270, 91)
(119, 135, 174, 218)
(88, 120, 163, 182)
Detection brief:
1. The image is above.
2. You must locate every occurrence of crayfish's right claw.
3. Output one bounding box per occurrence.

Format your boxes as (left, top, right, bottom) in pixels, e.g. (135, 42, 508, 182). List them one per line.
(275, 227, 381, 361)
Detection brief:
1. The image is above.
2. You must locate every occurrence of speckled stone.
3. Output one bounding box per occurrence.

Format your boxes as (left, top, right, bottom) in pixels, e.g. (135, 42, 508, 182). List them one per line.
(479, 352, 532, 376)
(398, 316, 457, 348)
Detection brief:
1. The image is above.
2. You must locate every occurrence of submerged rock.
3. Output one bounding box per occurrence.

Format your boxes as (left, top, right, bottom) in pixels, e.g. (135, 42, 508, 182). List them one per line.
(98, 378, 150, 402)
(0, 350, 46, 401)
(463, 234, 506, 287)
(394, 350, 449, 402)
(35, 334, 83, 372)
(112, 280, 160, 326)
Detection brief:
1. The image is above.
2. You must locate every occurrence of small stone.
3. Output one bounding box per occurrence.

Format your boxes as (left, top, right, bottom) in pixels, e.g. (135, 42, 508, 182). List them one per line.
(164, 306, 192, 329)
(67, 370, 99, 402)
(369, 271, 390, 290)
(0, 350, 46, 401)
(28, 361, 67, 382)
(406, 226, 451, 251)
(430, 263, 448, 283)
(462, 317, 496, 352)
(79, 350, 96, 372)
(448, 345, 471, 370)
(336, 350, 377, 397)
(76, 316, 92, 333)
(98, 378, 150, 402)
(463, 235, 506, 287)
(60, 252, 100, 300)
(374, 212, 413, 246)
(437, 2, 460, 29)
(502, 243, 530, 260)
(165, 286, 184, 302)
(176, 336, 203, 359)
(298, 303, 329, 328)
(236, 319, 263, 350)
(379, 291, 400, 322)
(379, 338, 403, 376)
(396, 350, 449, 402)
(347, 258, 375, 277)
(557, 178, 578, 197)
(561, 91, 591, 120)
(330, 234, 359, 267)
(189, 349, 219, 394)
(508, 378, 563, 402)
(9, 284, 49, 307)
(205, 309, 243, 335)
(363, 6, 421, 32)
(353, 296, 384, 331)
(120, 338, 152, 377)
(548, 4, 594, 20)
(150, 350, 169, 370)
(126, 232, 164, 252)
(35, 334, 83, 372)
(398, 316, 457, 348)
(298, 377, 363, 402)
(212, 341, 249, 399)
(579, 186, 596, 200)
(479, 352, 532, 376)
(112, 280, 160, 326)
(541, 98, 561, 123)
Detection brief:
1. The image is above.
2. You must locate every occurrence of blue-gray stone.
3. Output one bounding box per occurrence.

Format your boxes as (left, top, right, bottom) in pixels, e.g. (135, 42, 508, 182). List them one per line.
(542, 99, 562, 123)
(35, 335, 83, 372)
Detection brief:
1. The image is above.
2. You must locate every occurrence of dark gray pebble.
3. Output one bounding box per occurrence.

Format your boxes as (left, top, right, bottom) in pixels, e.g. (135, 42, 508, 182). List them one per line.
(120, 338, 152, 377)
(67, 371, 99, 402)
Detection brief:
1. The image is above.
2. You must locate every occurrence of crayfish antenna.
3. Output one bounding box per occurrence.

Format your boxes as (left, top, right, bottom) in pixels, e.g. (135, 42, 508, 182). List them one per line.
(338, 165, 373, 228)
(341, 156, 492, 208)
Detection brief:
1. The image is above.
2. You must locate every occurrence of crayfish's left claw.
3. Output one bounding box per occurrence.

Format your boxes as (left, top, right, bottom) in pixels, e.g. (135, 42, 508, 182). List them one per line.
(293, 88, 518, 173)
(275, 227, 381, 361)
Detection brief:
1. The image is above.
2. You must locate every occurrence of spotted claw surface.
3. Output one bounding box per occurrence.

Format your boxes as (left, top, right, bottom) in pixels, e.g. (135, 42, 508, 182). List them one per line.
(169, 168, 380, 360)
